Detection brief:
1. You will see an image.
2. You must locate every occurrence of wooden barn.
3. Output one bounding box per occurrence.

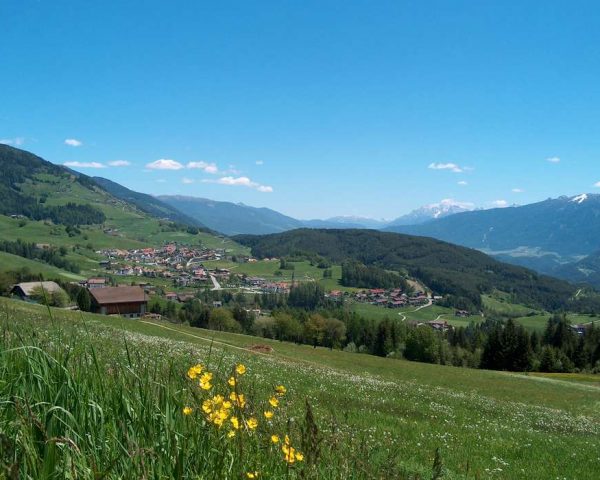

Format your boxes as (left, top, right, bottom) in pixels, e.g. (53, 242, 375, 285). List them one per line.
(89, 286, 147, 318)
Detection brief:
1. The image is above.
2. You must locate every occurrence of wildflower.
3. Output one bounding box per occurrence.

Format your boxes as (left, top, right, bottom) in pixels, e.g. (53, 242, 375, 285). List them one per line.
(227, 430, 236, 438)
(271, 434, 280, 444)
(274, 385, 286, 396)
(202, 399, 213, 414)
(246, 472, 258, 479)
(230, 392, 246, 408)
(230, 416, 240, 430)
(264, 410, 274, 419)
(228, 376, 236, 387)
(199, 371, 213, 390)
(268, 396, 279, 408)
(183, 406, 193, 415)
(236, 363, 247, 375)
(282, 444, 303, 464)
(187, 364, 203, 379)
(246, 417, 258, 430)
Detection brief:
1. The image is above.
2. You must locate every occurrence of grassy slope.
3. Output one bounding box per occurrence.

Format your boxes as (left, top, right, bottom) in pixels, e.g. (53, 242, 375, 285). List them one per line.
(1, 297, 598, 479)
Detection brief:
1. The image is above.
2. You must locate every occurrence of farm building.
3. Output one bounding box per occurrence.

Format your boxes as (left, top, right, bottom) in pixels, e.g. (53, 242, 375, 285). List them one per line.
(89, 286, 147, 318)
(10, 281, 65, 301)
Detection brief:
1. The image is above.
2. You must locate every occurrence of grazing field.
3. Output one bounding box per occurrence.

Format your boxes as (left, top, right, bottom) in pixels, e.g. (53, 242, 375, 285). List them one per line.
(203, 259, 359, 293)
(1, 298, 598, 479)
(0, 251, 85, 281)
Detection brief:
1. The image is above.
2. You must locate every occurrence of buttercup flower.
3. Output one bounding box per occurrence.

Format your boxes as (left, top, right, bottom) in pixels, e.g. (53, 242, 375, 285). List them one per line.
(236, 363, 246, 375)
(183, 406, 193, 415)
(264, 410, 274, 419)
(268, 396, 279, 408)
(187, 364, 203, 379)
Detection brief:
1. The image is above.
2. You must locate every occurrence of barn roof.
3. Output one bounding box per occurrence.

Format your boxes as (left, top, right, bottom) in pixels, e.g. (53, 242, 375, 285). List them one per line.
(89, 286, 146, 305)
(13, 281, 63, 296)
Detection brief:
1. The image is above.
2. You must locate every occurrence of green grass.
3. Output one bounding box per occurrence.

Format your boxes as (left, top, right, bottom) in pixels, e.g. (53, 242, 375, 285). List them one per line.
(203, 260, 359, 293)
(0, 251, 84, 281)
(1, 297, 598, 478)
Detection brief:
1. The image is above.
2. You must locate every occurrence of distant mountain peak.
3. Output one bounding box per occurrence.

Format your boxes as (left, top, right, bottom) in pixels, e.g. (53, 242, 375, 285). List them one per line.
(571, 193, 588, 204)
(389, 198, 475, 226)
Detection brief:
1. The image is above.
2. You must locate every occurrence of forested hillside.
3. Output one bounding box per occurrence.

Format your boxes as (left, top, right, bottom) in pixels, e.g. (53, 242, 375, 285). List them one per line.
(0, 144, 105, 226)
(236, 229, 579, 311)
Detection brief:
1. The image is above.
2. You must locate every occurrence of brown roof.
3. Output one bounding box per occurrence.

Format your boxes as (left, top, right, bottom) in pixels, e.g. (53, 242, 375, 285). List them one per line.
(90, 286, 146, 305)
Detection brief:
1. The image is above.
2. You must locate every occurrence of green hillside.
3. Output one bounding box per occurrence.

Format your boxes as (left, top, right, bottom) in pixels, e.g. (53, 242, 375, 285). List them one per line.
(236, 229, 581, 312)
(0, 145, 244, 280)
(1, 297, 598, 479)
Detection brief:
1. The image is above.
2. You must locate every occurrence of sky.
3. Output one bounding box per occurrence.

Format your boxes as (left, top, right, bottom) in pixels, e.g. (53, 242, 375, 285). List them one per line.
(2, 1, 600, 220)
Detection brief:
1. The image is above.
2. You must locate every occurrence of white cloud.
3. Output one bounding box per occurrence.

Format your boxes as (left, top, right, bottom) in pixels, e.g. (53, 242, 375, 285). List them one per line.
(546, 156, 560, 163)
(146, 159, 184, 170)
(457, 180, 468, 186)
(512, 188, 524, 193)
(108, 160, 131, 167)
(491, 200, 509, 208)
(0, 137, 25, 146)
(187, 161, 218, 174)
(204, 175, 273, 192)
(64, 138, 83, 147)
(594, 181, 600, 188)
(428, 162, 464, 173)
(255, 160, 264, 165)
(63, 161, 105, 168)
(181, 177, 195, 184)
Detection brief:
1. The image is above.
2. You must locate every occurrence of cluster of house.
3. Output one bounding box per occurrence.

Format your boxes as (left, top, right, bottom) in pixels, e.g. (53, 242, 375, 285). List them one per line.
(326, 288, 432, 308)
(243, 276, 292, 294)
(98, 243, 226, 287)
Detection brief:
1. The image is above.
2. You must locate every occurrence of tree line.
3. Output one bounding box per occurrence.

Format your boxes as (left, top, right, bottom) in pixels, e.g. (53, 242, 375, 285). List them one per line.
(0, 239, 81, 273)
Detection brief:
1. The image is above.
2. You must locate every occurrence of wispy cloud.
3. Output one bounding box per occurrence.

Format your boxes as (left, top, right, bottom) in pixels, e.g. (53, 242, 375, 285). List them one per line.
(457, 180, 468, 186)
(63, 161, 105, 168)
(428, 162, 464, 173)
(594, 181, 600, 188)
(512, 188, 524, 193)
(181, 177, 195, 184)
(0, 137, 25, 146)
(187, 161, 218, 174)
(255, 160, 264, 165)
(491, 199, 509, 208)
(108, 160, 131, 167)
(64, 138, 83, 147)
(203, 175, 273, 193)
(146, 159, 184, 170)
(546, 156, 560, 164)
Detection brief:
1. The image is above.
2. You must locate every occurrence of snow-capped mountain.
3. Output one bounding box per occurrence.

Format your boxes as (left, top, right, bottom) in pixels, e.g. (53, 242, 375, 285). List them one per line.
(387, 199, 475, 227)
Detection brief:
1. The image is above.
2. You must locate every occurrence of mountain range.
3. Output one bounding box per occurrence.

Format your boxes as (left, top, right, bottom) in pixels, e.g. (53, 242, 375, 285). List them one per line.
(3, 144, 600, 289)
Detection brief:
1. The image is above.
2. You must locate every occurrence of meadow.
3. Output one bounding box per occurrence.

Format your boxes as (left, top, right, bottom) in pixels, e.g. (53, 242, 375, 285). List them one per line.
(0, 297, 598, 479)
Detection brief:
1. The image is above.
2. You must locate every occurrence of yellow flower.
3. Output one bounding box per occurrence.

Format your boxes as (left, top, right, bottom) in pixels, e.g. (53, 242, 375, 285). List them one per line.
(202, 399, 212, 414)
(268, 396, 279, 408)
(200, 372, 213, 383)
(199, 381, 212, 390)
(229, 392, 246, 408)
(271, 434, 280, 444)
(246, 472, 258, 479)
(227, 430, 236, 438)
(274, 385, 286, 396)
(235, 363, 246, 375)
(228, 376, 236, 387)
(187, 364, 203, 379)
(295, 452, 304, 462)
(282, 444, 296, 464)
(230, 416, 240, 430)
(284, 435, 290, 445)
(263, 410, 274, 419)
(246, 417, 258, 430)
(183, 406, 193, 415)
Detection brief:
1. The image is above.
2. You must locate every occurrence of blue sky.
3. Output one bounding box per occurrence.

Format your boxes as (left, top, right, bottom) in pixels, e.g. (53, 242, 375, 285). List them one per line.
(2, 1, 600, 219)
